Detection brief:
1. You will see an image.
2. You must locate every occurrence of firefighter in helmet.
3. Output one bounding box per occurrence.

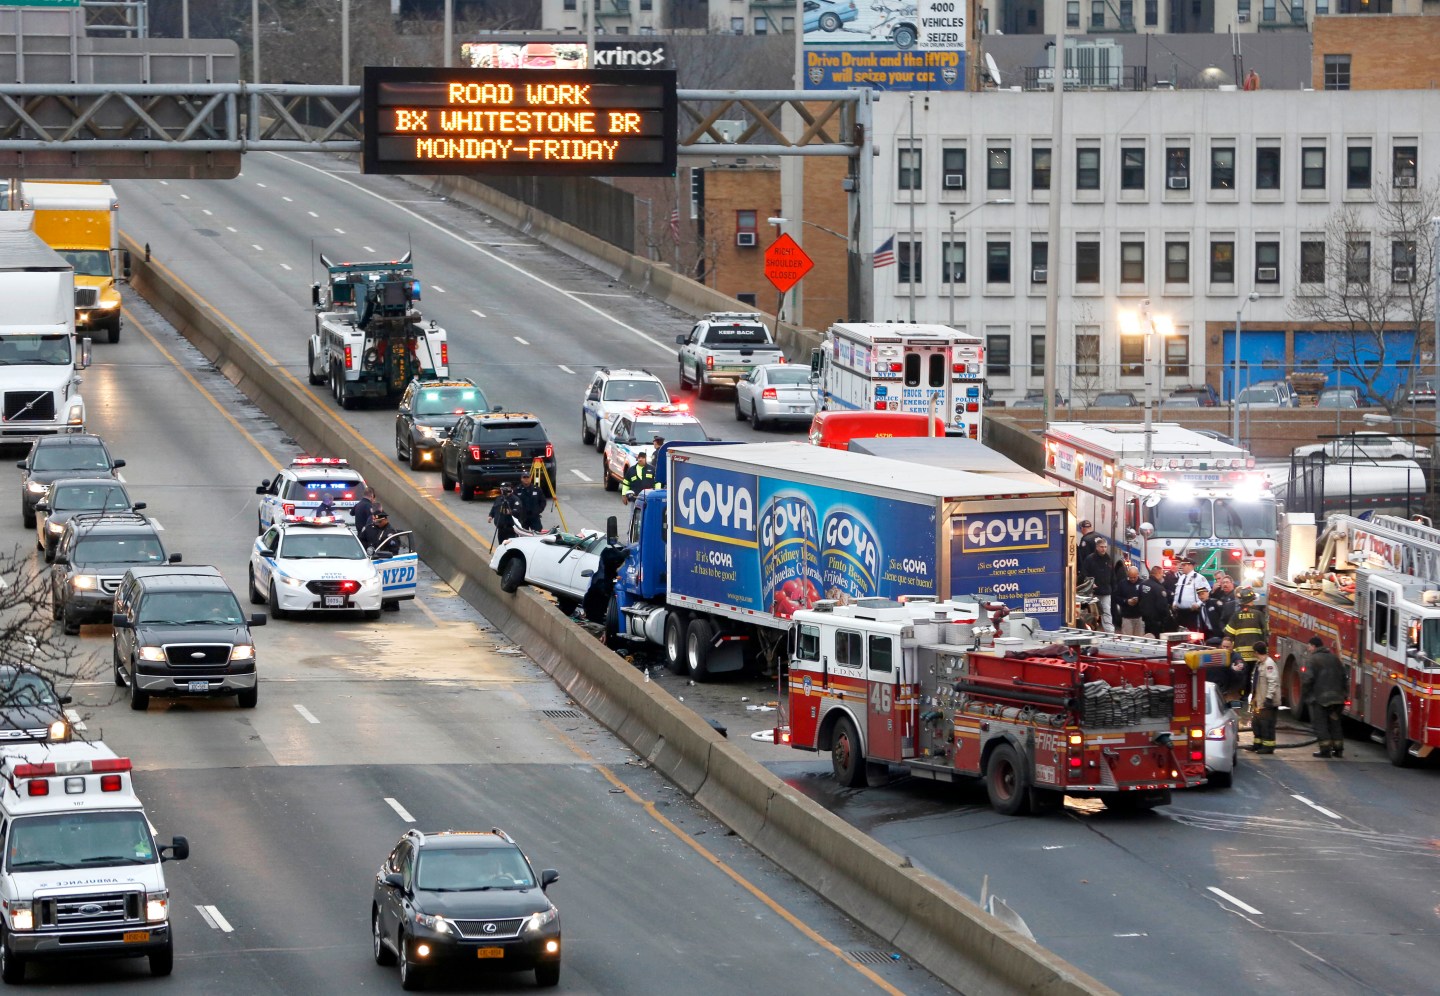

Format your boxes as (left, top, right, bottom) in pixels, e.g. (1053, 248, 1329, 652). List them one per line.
(1224, 587, 1268, 697)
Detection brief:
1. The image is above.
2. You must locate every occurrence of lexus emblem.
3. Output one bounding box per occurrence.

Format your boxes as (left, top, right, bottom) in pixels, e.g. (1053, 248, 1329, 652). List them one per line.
(482, 922, 498, 934)
(79, 903, 102, 916)
(190, 652, 205, 659)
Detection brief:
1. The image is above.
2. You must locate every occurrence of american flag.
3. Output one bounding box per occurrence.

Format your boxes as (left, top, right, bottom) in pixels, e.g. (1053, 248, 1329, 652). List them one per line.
(669, 208, 681, 242)
(874, 236, 896, 268)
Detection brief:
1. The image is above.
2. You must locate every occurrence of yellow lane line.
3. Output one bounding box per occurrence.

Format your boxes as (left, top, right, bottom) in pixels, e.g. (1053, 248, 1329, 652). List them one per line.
(542, 720, 908, 996)
(138, 255, 496, 555)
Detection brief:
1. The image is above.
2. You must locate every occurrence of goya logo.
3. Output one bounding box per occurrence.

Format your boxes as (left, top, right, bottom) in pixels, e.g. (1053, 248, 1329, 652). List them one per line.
(821, 509, 880, 600)
(759, 492, 821, 619)
(382, 566, 415, 586)
(960, 513, 1049, 553)
(674, 466, 756, 542)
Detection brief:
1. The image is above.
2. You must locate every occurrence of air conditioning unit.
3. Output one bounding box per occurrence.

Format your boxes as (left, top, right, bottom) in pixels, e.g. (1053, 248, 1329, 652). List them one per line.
(736, 231, 757, 247)
(1167, 176, 1189, 190)
(1238, 11, 1249, 22)
(1257, 267, 1278, 282)
(944, 173, 965, 189)
(1396, 176, 1417, 188)
(1394, 266, 1414, 282)
(1032, 268, 1048, 283)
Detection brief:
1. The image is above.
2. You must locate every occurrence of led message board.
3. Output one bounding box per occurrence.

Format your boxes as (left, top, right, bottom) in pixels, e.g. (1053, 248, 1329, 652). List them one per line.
(362, 67, 678, 177)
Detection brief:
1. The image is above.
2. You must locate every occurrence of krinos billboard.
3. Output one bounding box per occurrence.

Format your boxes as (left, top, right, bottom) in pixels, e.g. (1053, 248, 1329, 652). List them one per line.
(803, 0, 966, 92)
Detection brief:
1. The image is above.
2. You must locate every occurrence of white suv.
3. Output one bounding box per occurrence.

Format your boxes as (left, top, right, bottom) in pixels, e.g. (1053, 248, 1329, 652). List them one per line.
(580, 367, 671, 451)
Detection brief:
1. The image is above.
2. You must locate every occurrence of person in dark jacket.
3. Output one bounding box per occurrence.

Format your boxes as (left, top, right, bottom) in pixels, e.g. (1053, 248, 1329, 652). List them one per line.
(1076, 520, 1098, 563)
(488, 486, 517, 544)
(620, 450, 657, 504)
(1114, 564, 1147, 635)
(351, 486, 376, 535)
(1201, 574, 1238, 640)
(1302, 636, 1348, 758)
(1139, 565, 1174, 636)
(359, 508, 398, 552)
(1078, 537, 1115, 633)
(513, 469, 547, 531)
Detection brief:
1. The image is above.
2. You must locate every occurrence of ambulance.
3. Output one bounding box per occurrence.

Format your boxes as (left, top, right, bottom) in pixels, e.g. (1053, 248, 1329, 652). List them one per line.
(0, 743, 188, 982)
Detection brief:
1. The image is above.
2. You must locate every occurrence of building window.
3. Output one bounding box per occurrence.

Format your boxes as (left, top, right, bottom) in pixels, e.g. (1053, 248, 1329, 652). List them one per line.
(1030, 334, 1046, 378)
(1031, 240, 1048, 282)
(1146, 0, 1158, 24)
(1316, 0, 1328, 11)
(1347, 146, 1372, 190)
(988, 147, 1011, 190)
(1164, 336, 1189, 379)
(1119, 336, 1144, 377)
(1211, 146, 1236, 190)
(640, 0, 652, 8)
(1120, 147, 1145, 190)
(899, 238, 922, 284)
(1119, 0, 1134, 26)
(1262, 0, 1276, 20)
(1076, 147, 1101, 191)
(1076, 240, 1100, 284)
(1324, 55, 1351, 91)
(781, 16, 795, 31)
(1256, 147, 1281, 190)
(737, 210, 757, 240)
(564, 0, 576, 9)
(987, 333, 1012, 376)
(1394, 145, 1418, 186)
(731, 17, 745, 33)
(1165, 146, 1190, 188)
(1255, 241, 1280, 284)
(1165, 241, 1189, 283)
(1346, 239, 1370, 284)
(1031, 146, 1051, 190)
(1393, 240, 1417, 280)
(1075, 330, 1101, 377)
(898, 147, 922, 191)
(942, 147, 967, 190)
(1120, 241, 1145, 284)
(1238, 0, 1251, 14)
(987, 240, 1011, 283)
(1302, 146, 1326, 190)
(943, 240, 966, 283)
(614, 26, 629, 34)
(1066, 1, 1080, 27)
(1090, 0, 1105, 28)
(1210, 240, 1235, 283)
(1300, 240, 1326, 283)
(754, 17, 768, 34)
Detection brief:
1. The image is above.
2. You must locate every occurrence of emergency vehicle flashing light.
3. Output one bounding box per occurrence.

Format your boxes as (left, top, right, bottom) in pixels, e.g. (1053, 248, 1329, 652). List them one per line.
(631, 404, 691, 417)
(291, 457, 349, 467)
(12, 757, 132, 797)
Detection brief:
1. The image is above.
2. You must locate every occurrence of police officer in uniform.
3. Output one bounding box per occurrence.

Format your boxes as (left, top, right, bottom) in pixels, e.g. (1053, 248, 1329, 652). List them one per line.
(1302, 636, 1348, 758)
(621, 450, 657, 505)
(513, 468, 547, 532)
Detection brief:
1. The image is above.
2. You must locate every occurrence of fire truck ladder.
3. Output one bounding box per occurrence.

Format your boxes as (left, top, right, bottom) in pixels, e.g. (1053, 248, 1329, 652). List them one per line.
(1336, 514, 1440, 581)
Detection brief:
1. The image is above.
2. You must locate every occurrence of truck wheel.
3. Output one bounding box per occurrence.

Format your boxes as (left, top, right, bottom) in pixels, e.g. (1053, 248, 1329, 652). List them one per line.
(148, 934, 174, 976)
(677, 362, 690, 391)
(581, 413, 595, 446)
(685, 618, 714, 680)
(129, 669, 149, 711)
(248, 564, 264, 605)
(237, 685, 258, 709)
(107, 317, 122, 344)
(602, 457, 618, 492)
(1283, 662, 1309, 722)
(663, 613, 688, 674)
(113, 649, 125, 687)
(500, 555, 525, 593)
(0, 928, 26, 984)
(830, 715, 867, 787)
(1385, 697, 1412, 767)
(985, 743, 1032, 815)
(696, 369, 713, 400)
(22, 503, 34, 529)
(339, 376, 357, 411)
(307, 341, 323, 385)
(63, 610, 81, 637)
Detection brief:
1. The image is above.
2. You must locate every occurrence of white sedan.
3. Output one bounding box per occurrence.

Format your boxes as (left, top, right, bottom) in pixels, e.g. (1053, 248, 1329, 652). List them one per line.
(248, 518, 383, 619)
(489, 530, 609, 613)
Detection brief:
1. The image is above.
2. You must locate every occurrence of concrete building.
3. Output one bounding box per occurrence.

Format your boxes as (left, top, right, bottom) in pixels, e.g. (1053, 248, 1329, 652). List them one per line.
(870, 87, 1439, 403)
(992, 0, 1429, 35)
(540, 0, 796, 35)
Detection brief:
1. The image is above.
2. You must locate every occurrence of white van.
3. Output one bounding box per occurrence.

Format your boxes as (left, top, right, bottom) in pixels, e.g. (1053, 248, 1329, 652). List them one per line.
(0, 742, 187, 982)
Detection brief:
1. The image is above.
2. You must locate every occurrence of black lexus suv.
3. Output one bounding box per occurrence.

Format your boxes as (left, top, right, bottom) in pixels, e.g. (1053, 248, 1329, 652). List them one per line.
(372, 828, 560, 990)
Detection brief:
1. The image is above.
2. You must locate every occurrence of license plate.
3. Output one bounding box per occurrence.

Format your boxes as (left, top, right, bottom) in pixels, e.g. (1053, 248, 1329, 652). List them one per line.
(123, 931, 150, 943)
(476, 947, 504, 959)
(506, 449, 522, 458)
(325, 595, 343, 607)
(789, 405, 807, 412)
(187, 681, 209, 693)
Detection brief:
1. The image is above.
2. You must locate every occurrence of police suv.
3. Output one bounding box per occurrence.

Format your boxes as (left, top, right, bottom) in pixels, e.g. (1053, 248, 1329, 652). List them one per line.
(254, 456, 366, 534)
(0, 743, 188, 983)
(580, 367, 671, 450)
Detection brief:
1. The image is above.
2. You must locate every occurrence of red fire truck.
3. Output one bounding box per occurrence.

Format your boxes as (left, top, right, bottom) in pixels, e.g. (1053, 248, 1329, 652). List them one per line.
(1269, 513, 1440, 765)
(783, 598, 1207, 814)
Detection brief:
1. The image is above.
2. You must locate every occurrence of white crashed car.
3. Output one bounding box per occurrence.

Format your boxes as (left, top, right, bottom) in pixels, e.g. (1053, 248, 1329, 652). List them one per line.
(248, 517, 383, 619)
(489, 529, 610, 613)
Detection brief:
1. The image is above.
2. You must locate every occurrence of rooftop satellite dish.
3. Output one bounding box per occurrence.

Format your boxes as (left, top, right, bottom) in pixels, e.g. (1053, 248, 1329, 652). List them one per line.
(985, 52, 1003, 87)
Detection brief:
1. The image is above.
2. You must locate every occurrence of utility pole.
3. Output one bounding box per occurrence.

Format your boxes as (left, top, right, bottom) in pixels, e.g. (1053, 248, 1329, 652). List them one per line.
(1042, 26, 1065, 423)
(444, 0, 454, 68)
(251, 0, 259, 83)
(908, 92, 916, 323)
(342, 0, 350, 86)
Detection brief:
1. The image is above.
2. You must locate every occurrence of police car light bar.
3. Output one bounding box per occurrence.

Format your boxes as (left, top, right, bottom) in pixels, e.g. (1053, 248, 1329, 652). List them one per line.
(633, 403, 690, 416)
(291, 457, 349, 467)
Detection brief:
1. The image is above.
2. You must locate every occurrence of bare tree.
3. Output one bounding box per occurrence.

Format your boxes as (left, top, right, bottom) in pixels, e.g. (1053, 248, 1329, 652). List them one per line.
(1289, 176, 1440, 413)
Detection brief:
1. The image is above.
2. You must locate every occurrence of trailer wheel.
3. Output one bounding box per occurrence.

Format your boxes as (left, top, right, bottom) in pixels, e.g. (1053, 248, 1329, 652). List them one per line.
(663, 612, 688, 674)
(339, 375, 357, 411)
(685, 618, 714, 680)
(1385, 696, 1412, 767)
(307, 341, 324, 385)
(830, 716, 867, 787)
(985, 743, 1031, 815)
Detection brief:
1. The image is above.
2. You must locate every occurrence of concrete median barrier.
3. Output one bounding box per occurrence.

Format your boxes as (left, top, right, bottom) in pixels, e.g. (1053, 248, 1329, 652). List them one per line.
(125, 234, 1114, 996)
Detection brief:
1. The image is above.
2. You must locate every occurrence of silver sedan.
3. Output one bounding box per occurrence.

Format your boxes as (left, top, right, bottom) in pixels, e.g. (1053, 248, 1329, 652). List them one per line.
(734, 364, 816, 430)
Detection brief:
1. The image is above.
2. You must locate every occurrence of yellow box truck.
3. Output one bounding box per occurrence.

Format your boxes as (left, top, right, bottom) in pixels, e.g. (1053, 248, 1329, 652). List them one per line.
(19, 181, 128, 343)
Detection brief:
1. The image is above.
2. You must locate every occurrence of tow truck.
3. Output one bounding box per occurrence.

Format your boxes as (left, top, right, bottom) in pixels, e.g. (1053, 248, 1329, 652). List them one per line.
(307, 252, 448, 409)
(784, 598, 1207, 814)
(1269, 512, 1440, 765)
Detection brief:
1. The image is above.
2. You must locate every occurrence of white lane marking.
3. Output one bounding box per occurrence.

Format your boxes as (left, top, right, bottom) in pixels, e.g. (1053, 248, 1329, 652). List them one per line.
(293, 703, 320, 725)
(557, 364, 576, 375)
(1041, 845, 1064, 850)
(180, 193, 190, 200)
(1291, 794, 1342, 820)
(64, 708, 86, 732)
(159, 180, 169, 185)
(333, 227, 346, 234)
(363, 245, 375, 253)
(225, 226, 237, 233)
(256, 182, 267, 188)
(384, 797, 416, 823)
(273, 152, 674, 355)
(470, 308, 486, 318)
(571, 291, 631, 298)
(1207, 887, 1263, 916)
(202, 209, 213, 216)
(307, 211, 318, 218)
(196, 905, 234, 932)
(280, 263, 293, 271)
(513, 336, 529, 345)
(432, 285, 446, 293)
(282, 196, 293, 202)
(570, 469, 592, 482)
(251, 244, 264, 252)
(1113, 932, 1148, 938)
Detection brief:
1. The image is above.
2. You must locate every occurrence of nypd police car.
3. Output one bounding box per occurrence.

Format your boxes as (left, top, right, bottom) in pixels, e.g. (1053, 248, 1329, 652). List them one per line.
(600, 405, 709, 492)
(580, 367, 671, 451)
(248, 517, 414, 619)
(254, 457, 366, 534)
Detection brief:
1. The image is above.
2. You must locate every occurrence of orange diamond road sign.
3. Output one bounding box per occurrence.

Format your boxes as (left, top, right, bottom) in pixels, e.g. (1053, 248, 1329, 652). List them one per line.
(763, 234, 814, 294)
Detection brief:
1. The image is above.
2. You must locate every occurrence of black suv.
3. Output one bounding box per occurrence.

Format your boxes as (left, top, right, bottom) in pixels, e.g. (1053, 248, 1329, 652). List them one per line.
(372, 828, 560, 990)
(0, 665, 72, 744)
(394, 378, 493, 471)
(111, 566, 266, 711)
(34, 477, 136, 562)
(50, 511, 176, 635)
(17, 433, 124, 528)
(439, 412, 556, 500)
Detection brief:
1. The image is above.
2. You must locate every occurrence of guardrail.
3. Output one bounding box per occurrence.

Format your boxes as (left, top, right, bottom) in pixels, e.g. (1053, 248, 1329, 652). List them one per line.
(124, 232, 1115, 996)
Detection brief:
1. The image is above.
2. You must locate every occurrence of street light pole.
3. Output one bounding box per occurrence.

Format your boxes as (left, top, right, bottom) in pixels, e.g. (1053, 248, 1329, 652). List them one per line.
(1142, 300, 1155, 465)
(1232, 291, 1259, 445)
(251, 0, 259, 83)
(444, 0, 454, 68)
(342, 0, 350, 86)
(908, 92, 916, 323)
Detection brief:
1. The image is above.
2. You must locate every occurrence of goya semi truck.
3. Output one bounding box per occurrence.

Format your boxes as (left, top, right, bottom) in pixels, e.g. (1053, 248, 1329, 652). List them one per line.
(610, 441, 1073, 679)
(20, 181, 126, 344)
